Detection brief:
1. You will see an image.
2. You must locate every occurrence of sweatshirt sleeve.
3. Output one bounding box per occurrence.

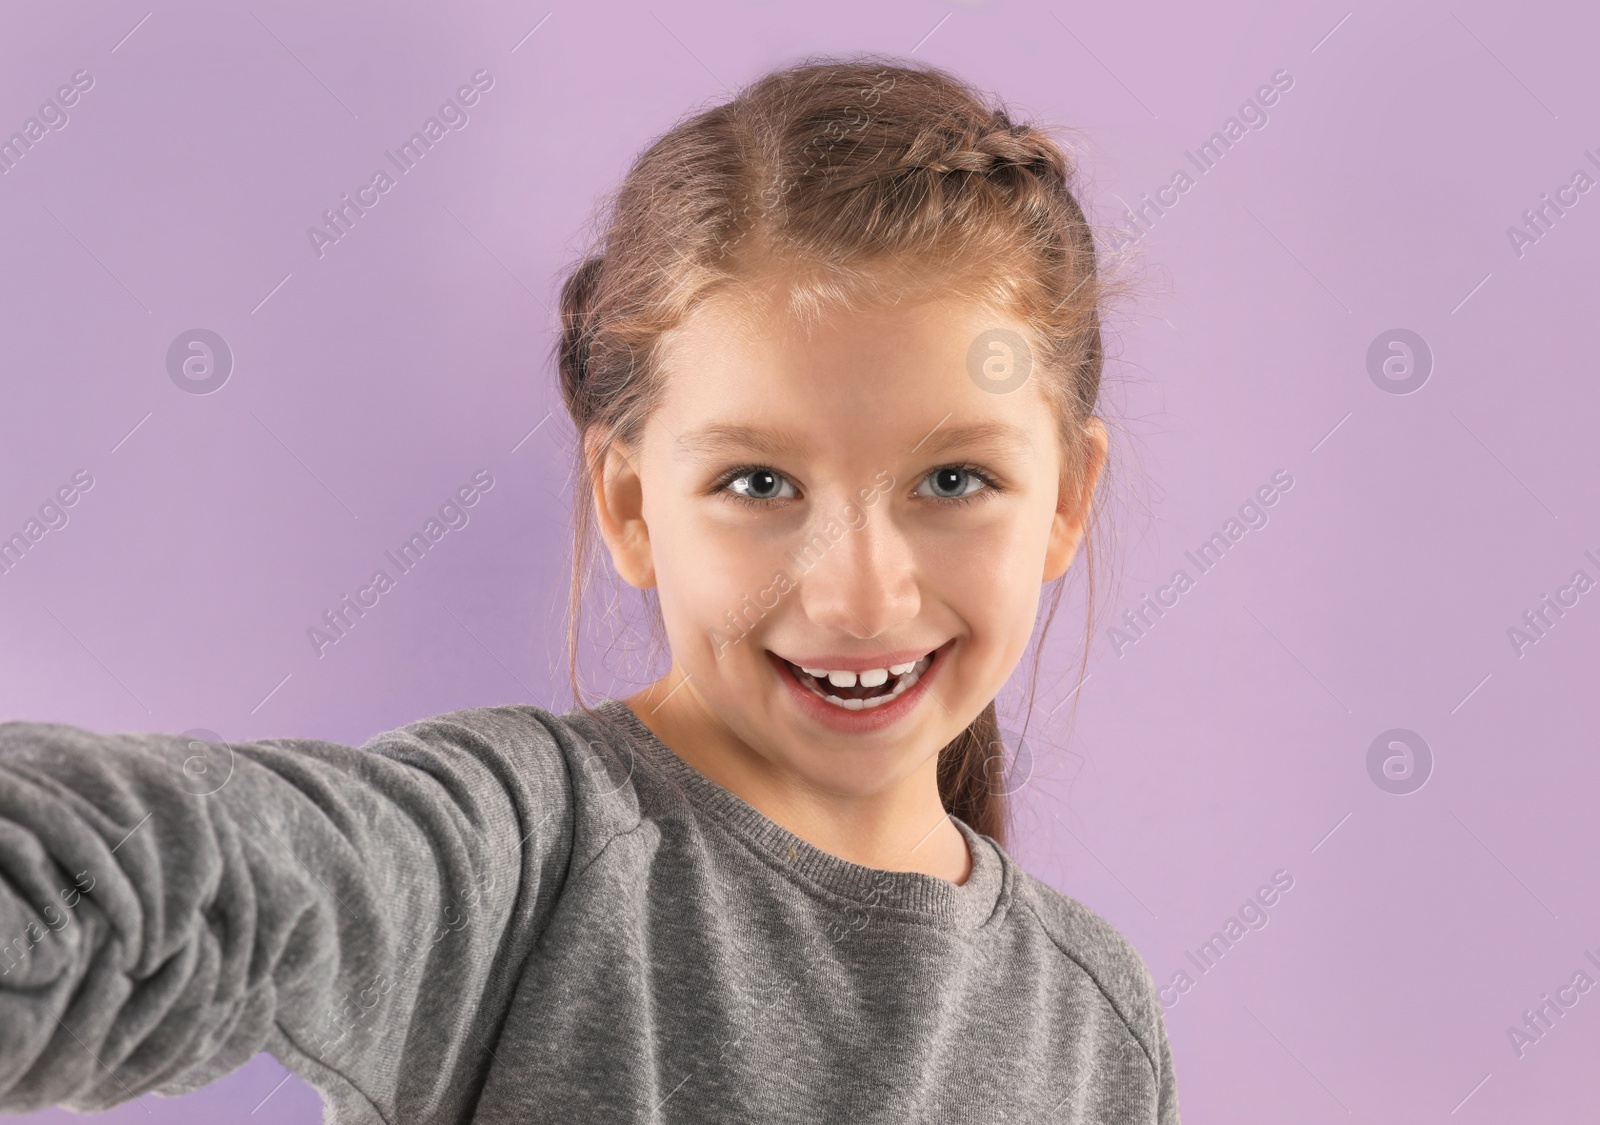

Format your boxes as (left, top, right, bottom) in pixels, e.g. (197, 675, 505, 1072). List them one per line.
(1151, 985, 1180, 1124)
(0, 704, 575, 1121)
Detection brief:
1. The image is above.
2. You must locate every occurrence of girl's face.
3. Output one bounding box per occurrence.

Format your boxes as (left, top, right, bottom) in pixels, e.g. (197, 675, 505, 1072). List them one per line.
(597, 282, 1104, 804)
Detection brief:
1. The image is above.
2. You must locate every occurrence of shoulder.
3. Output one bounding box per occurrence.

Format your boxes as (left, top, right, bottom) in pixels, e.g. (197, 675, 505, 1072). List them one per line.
(383, 700, 644, 842)
(1012, 868, 1165, 1073)
(373, 701, 575, 771)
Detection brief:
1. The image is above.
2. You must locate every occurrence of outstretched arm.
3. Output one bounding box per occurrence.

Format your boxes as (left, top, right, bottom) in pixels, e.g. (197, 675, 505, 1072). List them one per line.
(0, 704, 574, 1121)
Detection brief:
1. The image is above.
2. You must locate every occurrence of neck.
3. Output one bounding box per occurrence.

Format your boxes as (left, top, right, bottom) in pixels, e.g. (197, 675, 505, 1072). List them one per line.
(623, 675, 973, 885)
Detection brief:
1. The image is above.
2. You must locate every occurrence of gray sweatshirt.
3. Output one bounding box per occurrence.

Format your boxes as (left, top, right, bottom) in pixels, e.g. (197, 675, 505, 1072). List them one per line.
(0, 697, 1179, 1123)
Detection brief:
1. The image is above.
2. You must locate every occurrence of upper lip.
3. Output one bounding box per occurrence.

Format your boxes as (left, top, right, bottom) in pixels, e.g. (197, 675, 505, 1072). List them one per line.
(770, 644, 944, 672)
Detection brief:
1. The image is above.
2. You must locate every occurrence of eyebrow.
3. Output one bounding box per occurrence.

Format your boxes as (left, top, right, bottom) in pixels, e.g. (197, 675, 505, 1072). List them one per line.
(675, 419, 1033, 460)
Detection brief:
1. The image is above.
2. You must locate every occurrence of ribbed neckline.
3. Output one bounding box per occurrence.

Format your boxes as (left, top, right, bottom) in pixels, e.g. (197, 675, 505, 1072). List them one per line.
(586, 698, 1007, 934)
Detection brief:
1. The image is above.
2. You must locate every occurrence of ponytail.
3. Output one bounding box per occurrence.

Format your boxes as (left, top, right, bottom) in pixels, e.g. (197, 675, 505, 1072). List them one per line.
(557, 255, 605, 419)
(936, 702, 1007, 847)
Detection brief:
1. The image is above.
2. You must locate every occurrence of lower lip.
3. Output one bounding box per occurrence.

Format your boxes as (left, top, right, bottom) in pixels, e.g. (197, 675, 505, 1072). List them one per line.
(768, 642, 949, 734)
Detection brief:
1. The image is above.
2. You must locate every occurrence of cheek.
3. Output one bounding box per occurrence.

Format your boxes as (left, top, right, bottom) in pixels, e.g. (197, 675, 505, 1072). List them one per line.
(919, 510, 1046, 625)
(652, 513, 787, 635)
(927, 500, 1047, 576)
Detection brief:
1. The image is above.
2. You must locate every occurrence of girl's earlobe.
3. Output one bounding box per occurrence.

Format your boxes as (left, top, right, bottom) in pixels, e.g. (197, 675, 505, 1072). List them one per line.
(1042, 420, 1107, 583)
(1042, 508, 1083, 584)
(594, 440, 657, 590)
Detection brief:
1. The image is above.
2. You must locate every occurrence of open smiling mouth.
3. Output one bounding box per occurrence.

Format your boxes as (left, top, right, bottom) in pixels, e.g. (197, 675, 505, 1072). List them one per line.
(773, 649, 940, 711)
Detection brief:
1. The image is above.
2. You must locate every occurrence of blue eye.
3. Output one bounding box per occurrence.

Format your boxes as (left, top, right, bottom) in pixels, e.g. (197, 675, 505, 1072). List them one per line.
(721, 467, 799, 507)
(914, 465, 999, 507)
(714, 464, 1002, 510)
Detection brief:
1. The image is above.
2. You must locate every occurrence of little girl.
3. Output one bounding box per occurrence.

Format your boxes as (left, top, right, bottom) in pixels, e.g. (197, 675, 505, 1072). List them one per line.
(0, 56, 1179, 1123)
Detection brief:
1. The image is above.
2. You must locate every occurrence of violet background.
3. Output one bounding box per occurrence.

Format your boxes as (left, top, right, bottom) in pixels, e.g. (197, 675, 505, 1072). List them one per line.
(2, 0, 1596, 1121)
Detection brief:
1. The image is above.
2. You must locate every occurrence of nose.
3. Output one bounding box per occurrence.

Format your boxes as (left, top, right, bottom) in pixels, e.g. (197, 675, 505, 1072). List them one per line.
(793, 495, 921, 641)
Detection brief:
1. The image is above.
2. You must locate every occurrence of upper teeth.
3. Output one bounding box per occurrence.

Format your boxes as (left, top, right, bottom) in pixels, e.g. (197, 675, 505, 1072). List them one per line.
(800, 660, 923, 687)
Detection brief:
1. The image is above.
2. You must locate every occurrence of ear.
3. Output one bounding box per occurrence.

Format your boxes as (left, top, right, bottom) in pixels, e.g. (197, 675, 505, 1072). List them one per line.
(590, 431, 657, 590)
(1042, 416, 1108, 584)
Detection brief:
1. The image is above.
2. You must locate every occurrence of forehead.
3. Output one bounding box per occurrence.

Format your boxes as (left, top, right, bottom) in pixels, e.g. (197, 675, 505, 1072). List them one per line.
(652, 284, 1051, 460)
